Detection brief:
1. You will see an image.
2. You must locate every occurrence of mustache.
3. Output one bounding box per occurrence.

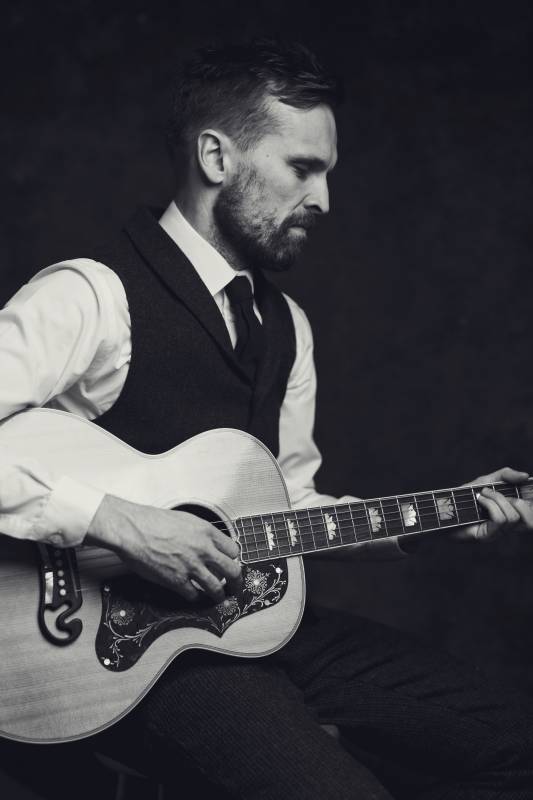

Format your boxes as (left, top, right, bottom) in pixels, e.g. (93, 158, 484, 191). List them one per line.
(282, 211, 319, 232)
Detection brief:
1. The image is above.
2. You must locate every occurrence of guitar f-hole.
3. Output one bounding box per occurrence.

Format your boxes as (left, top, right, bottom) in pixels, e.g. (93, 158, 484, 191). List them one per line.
(37, 543, 83, 646)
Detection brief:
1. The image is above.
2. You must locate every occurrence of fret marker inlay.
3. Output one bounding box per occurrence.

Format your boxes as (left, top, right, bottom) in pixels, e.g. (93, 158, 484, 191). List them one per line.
(368, 507, 382, 533)
(265, 523, 275, 551)
(324, 513, 337, 540)
(437, 496, 455, 521)
(286, 518, 298, 547)
(401, 503, 417, 527)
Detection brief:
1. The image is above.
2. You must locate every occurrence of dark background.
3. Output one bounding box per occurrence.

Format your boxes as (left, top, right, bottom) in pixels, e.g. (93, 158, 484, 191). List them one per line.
(1, 1, 532, 797)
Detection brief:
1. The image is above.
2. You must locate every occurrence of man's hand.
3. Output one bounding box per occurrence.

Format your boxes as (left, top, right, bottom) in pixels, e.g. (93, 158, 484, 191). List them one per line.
(456, 466, 532, 542)
(85, 495, 241, 603)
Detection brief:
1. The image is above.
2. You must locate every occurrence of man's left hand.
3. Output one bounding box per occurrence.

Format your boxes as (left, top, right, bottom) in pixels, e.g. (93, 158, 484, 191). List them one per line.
(455, 466, 533, 542)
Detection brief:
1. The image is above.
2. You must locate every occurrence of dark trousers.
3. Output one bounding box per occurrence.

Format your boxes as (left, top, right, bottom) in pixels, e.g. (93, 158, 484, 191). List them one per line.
(99, 608, 533, 799)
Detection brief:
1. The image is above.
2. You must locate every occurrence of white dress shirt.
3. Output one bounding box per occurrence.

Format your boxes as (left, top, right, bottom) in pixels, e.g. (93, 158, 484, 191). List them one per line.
(0, 202, 404, 557)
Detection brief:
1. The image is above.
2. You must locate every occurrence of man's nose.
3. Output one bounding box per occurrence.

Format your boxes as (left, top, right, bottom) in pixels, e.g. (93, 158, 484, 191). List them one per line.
(304, 176, 330, 215)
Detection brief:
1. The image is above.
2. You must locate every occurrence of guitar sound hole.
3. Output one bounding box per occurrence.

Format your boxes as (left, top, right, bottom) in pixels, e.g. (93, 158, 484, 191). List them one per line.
(172, 503, 229, 534)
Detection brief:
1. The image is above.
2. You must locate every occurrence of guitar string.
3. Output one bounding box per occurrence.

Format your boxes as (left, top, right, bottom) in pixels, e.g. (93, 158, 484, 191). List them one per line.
(67, 494, 531, 593)
(231, 490, 530, 530)
(49, 485, 533, 591)
(228, 515, 501, 556)
(219, 487, 533, 540)
(221, 487, 533, 554)
(223, 514, 533, 555)
(216, 483, 533, 533)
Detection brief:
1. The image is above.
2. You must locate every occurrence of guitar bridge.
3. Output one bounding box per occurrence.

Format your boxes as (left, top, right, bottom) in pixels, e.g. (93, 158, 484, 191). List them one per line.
(37, 543, 83, 646)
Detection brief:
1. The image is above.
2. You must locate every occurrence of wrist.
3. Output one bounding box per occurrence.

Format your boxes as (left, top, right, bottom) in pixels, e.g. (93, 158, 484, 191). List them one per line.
(85, 494, 126, 552)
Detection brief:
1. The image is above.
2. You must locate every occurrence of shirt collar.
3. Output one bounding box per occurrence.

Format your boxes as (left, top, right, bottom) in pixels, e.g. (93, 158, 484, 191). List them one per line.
(158, 200, 253, 297)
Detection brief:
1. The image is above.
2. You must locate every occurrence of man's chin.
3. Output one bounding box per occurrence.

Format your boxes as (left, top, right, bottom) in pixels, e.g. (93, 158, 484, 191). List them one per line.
(262, 245, 303, 272)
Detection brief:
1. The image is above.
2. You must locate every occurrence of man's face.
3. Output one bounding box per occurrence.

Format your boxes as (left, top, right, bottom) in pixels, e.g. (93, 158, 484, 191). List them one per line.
(214, 99, 338, 271)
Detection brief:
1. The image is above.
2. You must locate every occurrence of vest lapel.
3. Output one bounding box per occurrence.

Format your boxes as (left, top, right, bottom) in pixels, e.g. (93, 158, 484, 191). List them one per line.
(124, 207, 253, 384)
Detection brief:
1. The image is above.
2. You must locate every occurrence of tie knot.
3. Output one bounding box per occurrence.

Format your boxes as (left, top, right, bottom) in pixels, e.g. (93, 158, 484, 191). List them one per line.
(225, 276, 253, 306)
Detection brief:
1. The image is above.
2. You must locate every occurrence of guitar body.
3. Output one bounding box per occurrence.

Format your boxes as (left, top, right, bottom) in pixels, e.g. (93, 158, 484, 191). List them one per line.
(0, 409, 305, 743)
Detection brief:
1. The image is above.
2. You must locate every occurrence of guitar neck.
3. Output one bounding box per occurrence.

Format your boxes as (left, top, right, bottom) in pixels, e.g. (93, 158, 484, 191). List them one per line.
(235, 479, 533, 564)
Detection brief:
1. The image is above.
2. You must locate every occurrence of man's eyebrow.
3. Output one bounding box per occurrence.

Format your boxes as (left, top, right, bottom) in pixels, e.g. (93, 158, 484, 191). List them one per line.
(288, 156, 336, 172)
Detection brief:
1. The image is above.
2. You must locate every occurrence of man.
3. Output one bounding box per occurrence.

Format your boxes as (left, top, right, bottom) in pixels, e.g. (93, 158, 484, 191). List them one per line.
(2, 39, 533, 800)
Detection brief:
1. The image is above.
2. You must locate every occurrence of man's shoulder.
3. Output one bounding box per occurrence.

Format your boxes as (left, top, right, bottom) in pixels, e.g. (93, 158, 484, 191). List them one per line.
(22, 259, 127, 314)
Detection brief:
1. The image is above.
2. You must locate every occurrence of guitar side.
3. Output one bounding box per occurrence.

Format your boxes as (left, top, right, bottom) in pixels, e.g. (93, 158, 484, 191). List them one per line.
(0, 409, 305, 743)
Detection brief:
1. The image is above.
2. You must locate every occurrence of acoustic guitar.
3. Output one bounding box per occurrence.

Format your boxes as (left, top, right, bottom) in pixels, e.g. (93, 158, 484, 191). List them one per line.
(0, 408, 530, 743)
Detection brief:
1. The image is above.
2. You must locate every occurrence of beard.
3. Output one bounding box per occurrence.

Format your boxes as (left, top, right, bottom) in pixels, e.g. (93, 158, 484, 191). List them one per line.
(213, 165, 317, 272)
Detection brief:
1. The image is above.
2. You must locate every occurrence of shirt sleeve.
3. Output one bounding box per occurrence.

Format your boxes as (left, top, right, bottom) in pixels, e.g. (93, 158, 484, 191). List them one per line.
(278, 295, 407, 561)
(0, 261, 126, 546)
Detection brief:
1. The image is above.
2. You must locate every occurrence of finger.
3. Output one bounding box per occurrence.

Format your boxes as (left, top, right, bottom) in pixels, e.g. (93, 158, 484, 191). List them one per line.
(508, 497, 533, 528)
(478, 488, 521, 525)
(228, 570, 243, 596)
(211, 530, 240, 559)
(470, 467, 530, 486)
(206, 547, 242, 581)
(191, 564, 226, 603)
(495, 467, 530, 484)
(138, 564, 201, 602)
(176, 579, 201, 602)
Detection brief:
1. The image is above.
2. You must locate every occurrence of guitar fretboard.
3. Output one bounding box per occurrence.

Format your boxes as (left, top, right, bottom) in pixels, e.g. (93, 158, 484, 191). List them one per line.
(234, 480, 533, 563)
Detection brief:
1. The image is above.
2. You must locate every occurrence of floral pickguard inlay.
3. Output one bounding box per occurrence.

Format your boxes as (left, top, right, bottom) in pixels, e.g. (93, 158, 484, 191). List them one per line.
(95, 561, 288, 671)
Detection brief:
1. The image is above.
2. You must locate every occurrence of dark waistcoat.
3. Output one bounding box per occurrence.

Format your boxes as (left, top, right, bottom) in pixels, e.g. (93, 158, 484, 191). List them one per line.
(92, 208, 296, 456)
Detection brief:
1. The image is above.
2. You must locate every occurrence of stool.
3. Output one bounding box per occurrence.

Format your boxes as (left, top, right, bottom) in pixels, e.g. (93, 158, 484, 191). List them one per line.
(95, 752, 165, 800)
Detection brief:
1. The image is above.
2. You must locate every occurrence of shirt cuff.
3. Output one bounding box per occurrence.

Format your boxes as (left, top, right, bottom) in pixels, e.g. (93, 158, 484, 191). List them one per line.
(35, 476, 105, 547)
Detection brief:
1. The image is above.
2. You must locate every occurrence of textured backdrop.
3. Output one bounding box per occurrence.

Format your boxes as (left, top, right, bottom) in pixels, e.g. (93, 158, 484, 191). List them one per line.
(1, 2, 533, 795)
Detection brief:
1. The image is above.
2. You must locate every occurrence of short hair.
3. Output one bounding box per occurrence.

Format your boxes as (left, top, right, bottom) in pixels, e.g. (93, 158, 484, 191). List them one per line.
(166, 38, 343, 166)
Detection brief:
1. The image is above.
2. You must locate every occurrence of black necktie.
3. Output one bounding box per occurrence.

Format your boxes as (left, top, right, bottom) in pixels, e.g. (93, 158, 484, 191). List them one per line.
(225, 276, 264, 381)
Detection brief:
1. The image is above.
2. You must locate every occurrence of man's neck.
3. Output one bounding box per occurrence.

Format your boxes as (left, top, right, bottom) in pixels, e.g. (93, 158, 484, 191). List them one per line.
(174, 193, 250, 274)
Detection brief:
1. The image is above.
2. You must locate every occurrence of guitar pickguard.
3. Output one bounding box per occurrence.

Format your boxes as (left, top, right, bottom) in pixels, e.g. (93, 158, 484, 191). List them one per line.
(95, 561, 288, 671)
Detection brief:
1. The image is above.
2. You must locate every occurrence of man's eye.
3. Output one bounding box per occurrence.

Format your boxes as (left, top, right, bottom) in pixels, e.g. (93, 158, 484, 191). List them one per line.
(292, 165, 308, 179)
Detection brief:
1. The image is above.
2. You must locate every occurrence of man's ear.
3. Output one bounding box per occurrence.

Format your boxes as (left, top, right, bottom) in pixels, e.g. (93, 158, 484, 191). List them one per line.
(197, 129, 232, 185)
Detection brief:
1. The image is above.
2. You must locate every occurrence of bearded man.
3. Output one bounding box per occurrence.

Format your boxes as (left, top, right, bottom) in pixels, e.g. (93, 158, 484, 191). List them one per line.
(2, 39, 533, 800)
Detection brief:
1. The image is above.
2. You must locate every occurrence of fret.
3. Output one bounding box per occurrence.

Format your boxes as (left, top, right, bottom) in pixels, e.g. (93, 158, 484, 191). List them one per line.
(237, 516, 260, 561)
(379, 497, 404, 538)
(262, 512, 286, 557)
(471, 487, 483, 519)
(292, 509, 311, 552)
(362, 500, 386, 539)
(497, 483, 522, 501)
(320, 505, 342, 545)
(378, 500, 389, 538)
(433, 490, 459, 527)
(270, 512, 291, 556)
(451, 488, 480, 525)
(332, 506, 347, 544)
(411, 494, 426, 532)
(430, 491, 442, 527)
(236, 478, 533, 565)
(303, 508, 328, 550)
(395, 497, 407, 536)
(234, 518, 252, 560)
(519, 482, 533, 502)
(350, 502, 372, 542)
(300, 509, 321, 553)
(281, 512, 304, 554)
(402, 493, 434, 533)
(251, 514, 271, 559)
(450, 491, 460, 521)
(334, 503, 359, 544)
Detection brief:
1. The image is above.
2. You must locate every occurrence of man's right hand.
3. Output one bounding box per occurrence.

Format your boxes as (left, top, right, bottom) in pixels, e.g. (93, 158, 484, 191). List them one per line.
(85, 495, 241, 603)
